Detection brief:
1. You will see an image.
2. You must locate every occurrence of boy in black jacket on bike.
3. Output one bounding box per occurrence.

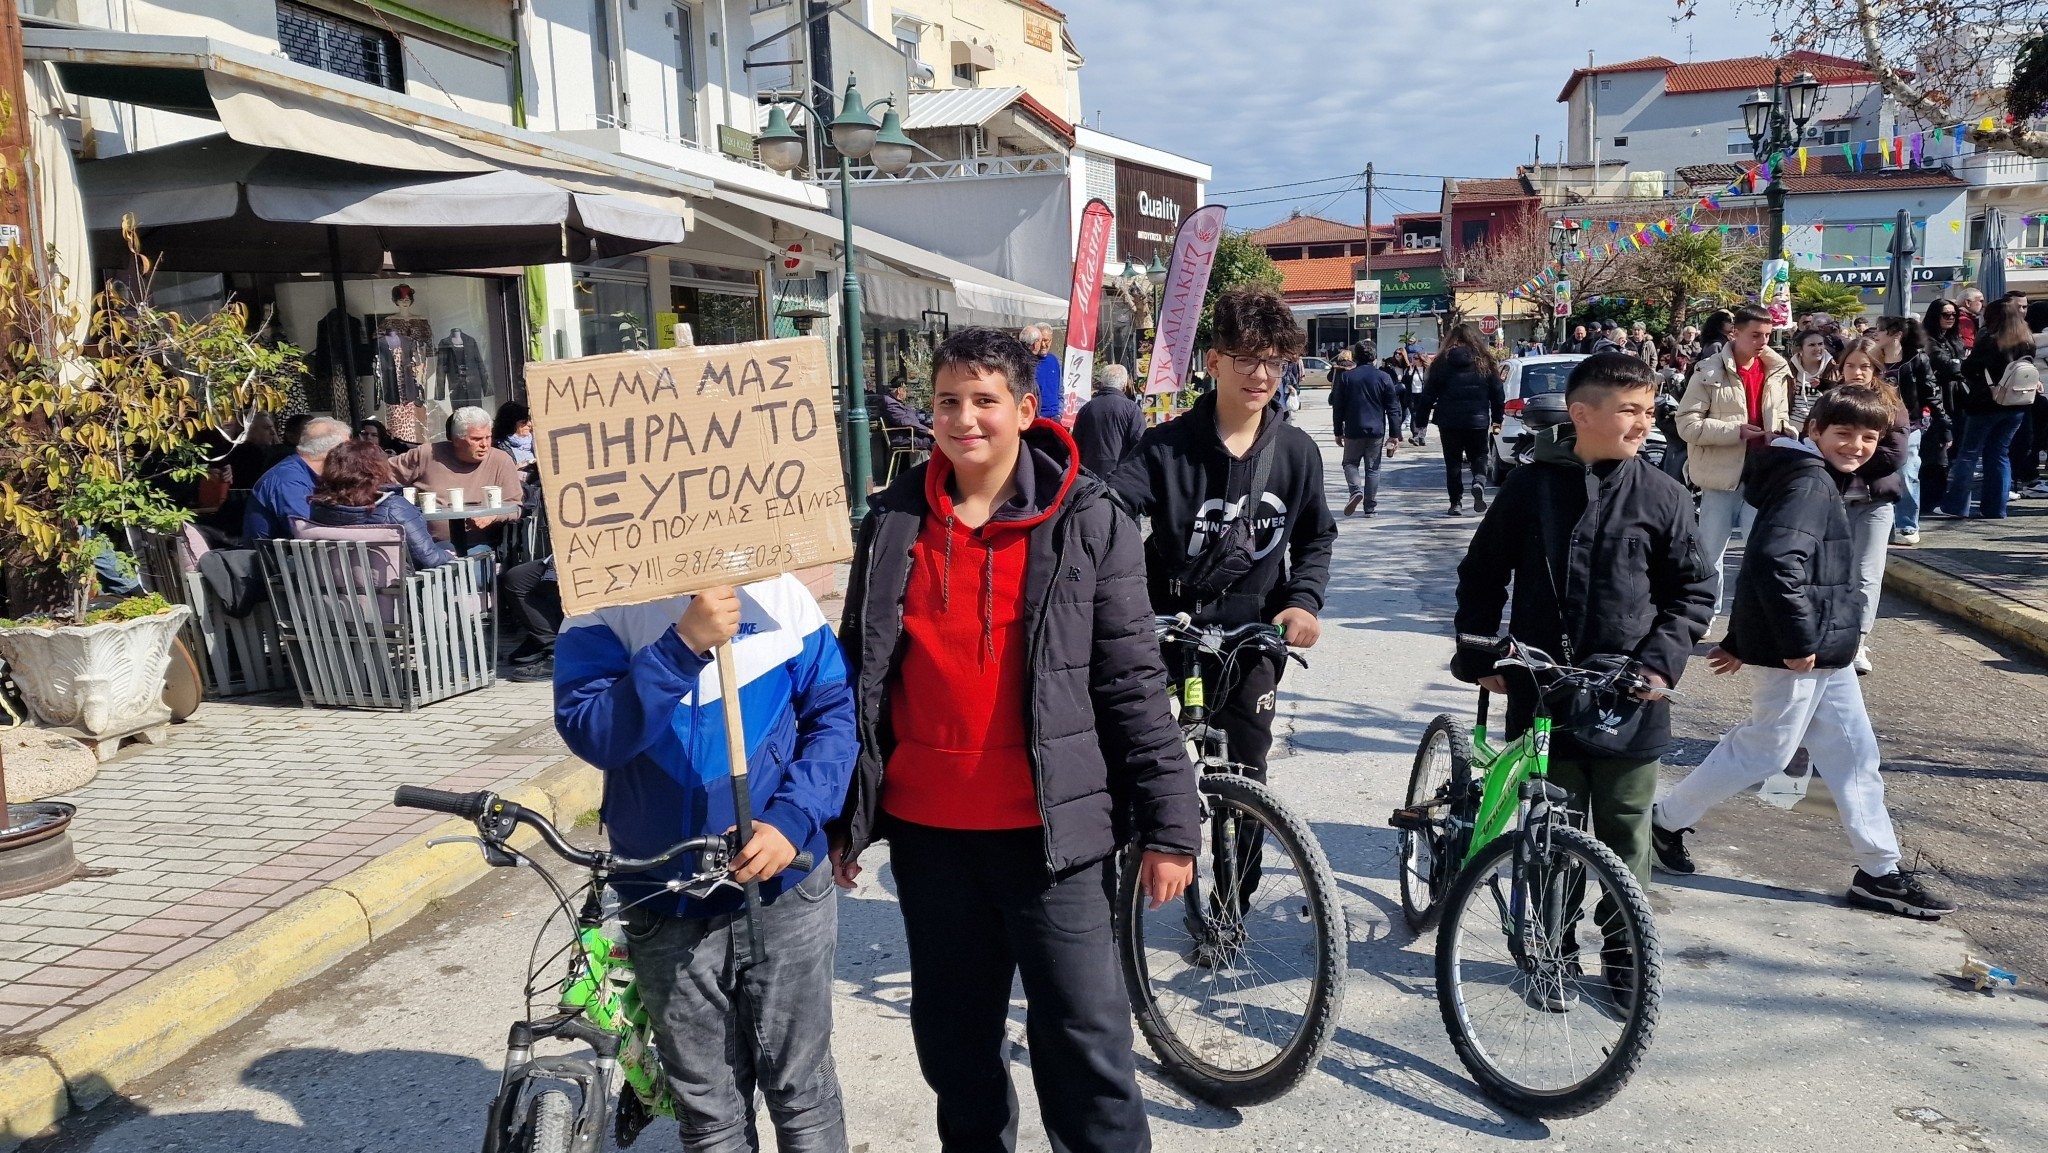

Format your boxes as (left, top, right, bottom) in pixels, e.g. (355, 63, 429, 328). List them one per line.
(1453, 353, 1715, 883)
(1109, 286, 1339, 783)
(1651, 388, 1956, 918)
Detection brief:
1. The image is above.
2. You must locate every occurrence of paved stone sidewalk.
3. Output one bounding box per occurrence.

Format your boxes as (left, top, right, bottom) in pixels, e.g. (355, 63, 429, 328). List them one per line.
(0, 681, 563, 1041)
(1911, 496, 2048, 615)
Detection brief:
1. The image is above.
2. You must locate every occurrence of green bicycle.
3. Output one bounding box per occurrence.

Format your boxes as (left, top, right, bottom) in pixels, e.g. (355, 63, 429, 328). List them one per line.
(1388, 638, 1662, 1117)
(392, 785, 810, 1152)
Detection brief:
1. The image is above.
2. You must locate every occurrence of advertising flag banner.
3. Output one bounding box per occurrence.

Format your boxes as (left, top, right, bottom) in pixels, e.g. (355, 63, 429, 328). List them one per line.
(1059, 198, 1116, 425)
(525, 336, 853, 616)
(1144, 204, 1228, 396)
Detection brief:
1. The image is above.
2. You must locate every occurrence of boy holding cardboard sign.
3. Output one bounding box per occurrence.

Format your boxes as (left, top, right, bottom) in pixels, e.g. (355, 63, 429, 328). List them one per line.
(554, 574, 857, 1151)
(832, 327, 1198, 1152)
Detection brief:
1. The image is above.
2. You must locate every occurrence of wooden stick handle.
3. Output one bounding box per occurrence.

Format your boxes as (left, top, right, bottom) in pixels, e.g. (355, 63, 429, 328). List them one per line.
(714, 642, 769, 968)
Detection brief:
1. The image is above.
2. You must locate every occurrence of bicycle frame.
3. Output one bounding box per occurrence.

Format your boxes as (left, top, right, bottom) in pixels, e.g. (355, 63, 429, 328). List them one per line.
(1461, 692, 1555, 866)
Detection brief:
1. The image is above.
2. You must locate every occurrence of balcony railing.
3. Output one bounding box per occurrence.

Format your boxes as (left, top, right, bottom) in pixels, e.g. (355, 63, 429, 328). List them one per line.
(811, 153, 1069, 185)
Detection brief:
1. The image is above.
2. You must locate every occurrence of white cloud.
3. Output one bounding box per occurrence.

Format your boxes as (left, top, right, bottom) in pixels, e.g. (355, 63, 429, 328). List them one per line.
(1061, 0, 1767, 226)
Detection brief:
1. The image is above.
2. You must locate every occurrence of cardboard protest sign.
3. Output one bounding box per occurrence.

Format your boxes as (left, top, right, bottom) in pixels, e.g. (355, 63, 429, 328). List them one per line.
(525, 336, 853, 616)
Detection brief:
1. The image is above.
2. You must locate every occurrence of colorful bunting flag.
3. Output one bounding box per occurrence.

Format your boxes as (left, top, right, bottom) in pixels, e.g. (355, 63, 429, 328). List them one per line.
(1797, 146, 1809, 173)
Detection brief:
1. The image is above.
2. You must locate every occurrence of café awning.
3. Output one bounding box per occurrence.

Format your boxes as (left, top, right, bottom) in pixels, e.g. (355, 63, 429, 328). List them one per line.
(79, 135, 687, 272)
(703, 189, 1066, 327)
(22, 27, 704, 221)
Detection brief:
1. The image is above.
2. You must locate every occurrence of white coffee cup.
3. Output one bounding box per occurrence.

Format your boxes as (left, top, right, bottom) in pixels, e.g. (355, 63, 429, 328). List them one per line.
(448, 488, 466, 512)
(402, 487, 418, 505)
(482, 485, 503, 508)
(419, 492, 440, 514)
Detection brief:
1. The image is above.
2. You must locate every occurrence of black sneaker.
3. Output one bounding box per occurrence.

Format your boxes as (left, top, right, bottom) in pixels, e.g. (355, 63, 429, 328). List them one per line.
(1650, 822, 1695, 875)
(507, 656, 555, 683)
(1470, 480, 1488, 512)
(1846, 869, 1957, 919)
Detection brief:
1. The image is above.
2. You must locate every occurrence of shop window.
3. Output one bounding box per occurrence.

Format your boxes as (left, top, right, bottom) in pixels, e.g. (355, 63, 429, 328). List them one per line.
(670, 264, 763, 347)
(575, 258, 655, 354)
(276, 2, 401, 91)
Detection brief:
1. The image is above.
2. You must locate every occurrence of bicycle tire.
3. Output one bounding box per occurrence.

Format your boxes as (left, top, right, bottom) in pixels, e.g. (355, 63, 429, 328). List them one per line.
(1435, 822, 1661, 1117)
(513, 1089, 574, 1153)
(1117, 772, 1346, 1107)
(1399, 715, 1471, 931)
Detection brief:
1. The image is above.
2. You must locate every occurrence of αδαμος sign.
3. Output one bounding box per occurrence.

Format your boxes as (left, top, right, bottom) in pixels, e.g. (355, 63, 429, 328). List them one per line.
(525, 336, 853, 615)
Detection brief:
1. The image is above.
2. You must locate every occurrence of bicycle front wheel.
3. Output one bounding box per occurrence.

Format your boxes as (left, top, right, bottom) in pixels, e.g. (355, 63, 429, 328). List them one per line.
(1117, 773, 1347, 1107)
(1435, 822, 1661, 1117)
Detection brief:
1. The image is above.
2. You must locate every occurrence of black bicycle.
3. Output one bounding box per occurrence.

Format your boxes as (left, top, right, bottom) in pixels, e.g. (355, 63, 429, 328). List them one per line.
(392, 786, 810, 1152)
(1114, 615, 1346, 1107)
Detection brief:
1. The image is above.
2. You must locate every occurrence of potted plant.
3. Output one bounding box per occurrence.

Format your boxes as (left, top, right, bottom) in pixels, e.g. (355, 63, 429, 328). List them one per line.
(0, 225, 301, 750)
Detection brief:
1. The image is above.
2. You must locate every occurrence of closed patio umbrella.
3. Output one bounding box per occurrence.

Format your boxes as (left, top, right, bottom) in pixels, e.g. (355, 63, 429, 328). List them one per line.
(1978, 207, 2009, 303)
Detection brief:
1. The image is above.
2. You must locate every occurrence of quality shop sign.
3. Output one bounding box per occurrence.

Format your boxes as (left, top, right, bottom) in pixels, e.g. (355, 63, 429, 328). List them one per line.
(1812, 265, 1960, 287)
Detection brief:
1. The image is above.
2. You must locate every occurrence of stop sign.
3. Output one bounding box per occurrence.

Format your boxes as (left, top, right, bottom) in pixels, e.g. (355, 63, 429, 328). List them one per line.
(1479, 315, 1499, 336)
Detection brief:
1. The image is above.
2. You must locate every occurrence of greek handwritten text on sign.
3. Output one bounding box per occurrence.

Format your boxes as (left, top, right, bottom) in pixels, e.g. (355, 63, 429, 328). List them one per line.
(526, 337, 853, 616)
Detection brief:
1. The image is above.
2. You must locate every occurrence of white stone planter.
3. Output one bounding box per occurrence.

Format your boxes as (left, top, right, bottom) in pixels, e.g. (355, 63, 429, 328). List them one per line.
(0, 606, 193, 744)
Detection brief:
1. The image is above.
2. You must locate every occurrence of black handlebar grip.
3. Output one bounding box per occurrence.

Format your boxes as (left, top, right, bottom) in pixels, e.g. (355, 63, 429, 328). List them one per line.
(393, 786, 492, 819)
(790, 851, 816, 876)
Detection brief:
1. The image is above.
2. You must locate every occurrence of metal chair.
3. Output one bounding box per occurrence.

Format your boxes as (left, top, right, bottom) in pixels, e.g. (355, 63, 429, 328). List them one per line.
(265, 524, 496, 710)
(130, 526, 293, 698)
(874, 418, 929, 485)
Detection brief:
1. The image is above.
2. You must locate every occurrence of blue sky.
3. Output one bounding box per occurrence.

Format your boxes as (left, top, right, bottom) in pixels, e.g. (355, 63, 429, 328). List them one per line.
(1060, 0, 1765, 227)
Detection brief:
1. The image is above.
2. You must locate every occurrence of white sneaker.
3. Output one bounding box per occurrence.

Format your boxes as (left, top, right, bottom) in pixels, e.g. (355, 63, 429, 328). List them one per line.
(1853, 645, 1873, 675)
(1891, 529, 1920, 547)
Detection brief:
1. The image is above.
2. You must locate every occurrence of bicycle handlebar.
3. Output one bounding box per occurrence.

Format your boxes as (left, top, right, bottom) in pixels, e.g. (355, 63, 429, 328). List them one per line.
(393, 787, 814, 877)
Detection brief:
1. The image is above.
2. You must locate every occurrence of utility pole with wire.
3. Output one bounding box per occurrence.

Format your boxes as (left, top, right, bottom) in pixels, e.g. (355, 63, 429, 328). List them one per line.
(1359, 162, 1374, 348)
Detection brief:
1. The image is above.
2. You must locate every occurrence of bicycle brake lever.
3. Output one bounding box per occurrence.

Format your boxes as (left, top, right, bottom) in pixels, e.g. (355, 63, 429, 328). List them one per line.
(425, 836, 523, 868)
(1287, 650, 1308, 669)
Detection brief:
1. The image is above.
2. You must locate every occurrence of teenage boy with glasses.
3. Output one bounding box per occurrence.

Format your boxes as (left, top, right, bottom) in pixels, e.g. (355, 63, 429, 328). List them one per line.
(1109, 287, 1339, 783)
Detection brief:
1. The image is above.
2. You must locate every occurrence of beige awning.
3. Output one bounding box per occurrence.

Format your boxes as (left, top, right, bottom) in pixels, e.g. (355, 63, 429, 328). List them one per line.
(703, 189, 1065, 326)
(22, 27, 703, 224)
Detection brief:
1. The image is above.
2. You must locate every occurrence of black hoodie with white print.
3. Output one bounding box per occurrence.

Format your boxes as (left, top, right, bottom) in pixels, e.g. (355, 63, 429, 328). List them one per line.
(1107, 391, 1337, 626)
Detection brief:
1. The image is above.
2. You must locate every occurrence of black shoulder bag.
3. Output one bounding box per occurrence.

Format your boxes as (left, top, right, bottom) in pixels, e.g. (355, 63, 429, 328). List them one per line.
(1175, 440, 1278, 604)
(1531, 470, 1652, 757)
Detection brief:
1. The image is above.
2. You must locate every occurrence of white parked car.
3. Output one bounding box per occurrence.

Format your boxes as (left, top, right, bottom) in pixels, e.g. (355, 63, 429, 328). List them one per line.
(1487, 354, 1666, 482)
(1301, 356, 1332, 386)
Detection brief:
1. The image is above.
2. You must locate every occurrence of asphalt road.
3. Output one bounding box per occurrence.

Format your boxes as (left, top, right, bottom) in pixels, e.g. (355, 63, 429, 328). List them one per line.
(29, 394, 2048, 1153)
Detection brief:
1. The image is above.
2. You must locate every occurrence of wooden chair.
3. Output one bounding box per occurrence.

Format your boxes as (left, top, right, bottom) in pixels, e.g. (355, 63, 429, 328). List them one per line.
(130, 526, 293, 698)
(265, 523, 496, 710)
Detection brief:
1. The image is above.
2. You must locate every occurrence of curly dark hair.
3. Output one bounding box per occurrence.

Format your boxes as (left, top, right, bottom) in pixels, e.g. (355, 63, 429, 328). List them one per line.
(312, 439, 394, 508)
(932, 327, 1040, 404)
(1211, 286, 1305, 357)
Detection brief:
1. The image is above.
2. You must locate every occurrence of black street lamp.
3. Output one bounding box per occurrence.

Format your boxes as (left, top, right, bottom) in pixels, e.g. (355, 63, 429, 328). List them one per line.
(1741, 69, 1822, 263)
(755, 77, 916, 524)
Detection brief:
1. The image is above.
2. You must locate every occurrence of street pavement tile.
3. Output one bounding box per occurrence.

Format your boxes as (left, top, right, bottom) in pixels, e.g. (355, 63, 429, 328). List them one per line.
(0, 681, 561, 1042)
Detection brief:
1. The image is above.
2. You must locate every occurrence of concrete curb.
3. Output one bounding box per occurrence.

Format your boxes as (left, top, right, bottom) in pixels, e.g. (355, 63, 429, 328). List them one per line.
(0, 756, 600, 1150)
(1885, 554, 2048, 663)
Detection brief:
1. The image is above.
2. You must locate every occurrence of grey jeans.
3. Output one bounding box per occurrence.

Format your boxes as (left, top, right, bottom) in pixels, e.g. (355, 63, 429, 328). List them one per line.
(1340, 435, 1386, 509)
(622, 866, 848, 1153)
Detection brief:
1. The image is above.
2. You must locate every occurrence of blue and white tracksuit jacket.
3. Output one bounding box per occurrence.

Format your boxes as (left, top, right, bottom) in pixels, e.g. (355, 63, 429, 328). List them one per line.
(553, 574, 856, 918)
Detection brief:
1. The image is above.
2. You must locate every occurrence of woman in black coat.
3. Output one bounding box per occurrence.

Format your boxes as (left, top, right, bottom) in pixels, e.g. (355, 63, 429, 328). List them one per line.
(1921, 298, 1967, 504)
(1419, 323, 1506, 516)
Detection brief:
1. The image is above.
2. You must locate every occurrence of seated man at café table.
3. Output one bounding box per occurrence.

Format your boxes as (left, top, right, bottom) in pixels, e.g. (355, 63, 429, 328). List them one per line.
(388, 406, 526, 543)
(243, 417, 350, 542)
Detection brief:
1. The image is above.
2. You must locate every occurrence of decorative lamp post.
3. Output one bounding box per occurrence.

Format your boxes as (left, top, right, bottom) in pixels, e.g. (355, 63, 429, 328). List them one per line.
(1548, 218, 1581, 347)
(756, 75, 916, 522)
(1740, 69, 1822, 264)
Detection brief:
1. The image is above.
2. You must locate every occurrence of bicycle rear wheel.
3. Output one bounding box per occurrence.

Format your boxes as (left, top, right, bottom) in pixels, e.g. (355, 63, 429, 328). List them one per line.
(1117, 772, 1346, 1107)
(1398, 715, 1471, 931)
(1435, 822, 1661, 1117)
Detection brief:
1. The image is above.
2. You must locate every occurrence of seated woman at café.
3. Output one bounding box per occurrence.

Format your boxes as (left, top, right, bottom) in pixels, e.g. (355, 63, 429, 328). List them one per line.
(303, 439, 455, 570)
(354, 418, 415, 456)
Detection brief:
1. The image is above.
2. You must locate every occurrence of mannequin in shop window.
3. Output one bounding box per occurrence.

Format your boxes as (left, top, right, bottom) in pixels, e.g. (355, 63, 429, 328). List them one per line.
(438, 327, 488, 409)
(377, 283, 434, 443)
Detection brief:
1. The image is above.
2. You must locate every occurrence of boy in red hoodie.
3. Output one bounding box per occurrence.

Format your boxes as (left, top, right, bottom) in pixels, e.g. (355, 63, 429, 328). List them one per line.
(832, 328, 1198, 1152)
